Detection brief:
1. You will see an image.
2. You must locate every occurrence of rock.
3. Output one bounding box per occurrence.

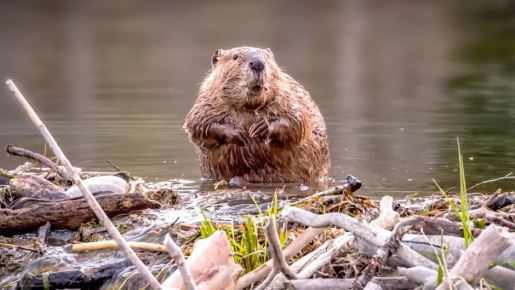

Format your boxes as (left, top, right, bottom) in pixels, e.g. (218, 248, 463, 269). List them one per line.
(162, 231, 243, 290)
(9, 174, 69, 200)
(66, 176, 129, 198)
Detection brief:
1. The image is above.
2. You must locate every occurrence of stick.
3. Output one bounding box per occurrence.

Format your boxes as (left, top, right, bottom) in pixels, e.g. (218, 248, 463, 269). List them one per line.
(0, 242, 38, 252)
(164, 233, 196, 290)
(267, 219, 298, 279)
(65, 241, 167, 252)
(236, 227, 325, 290)
(467, 173, 514, 192)
(5, 80, 162, 290)
(487, 214, 515, 231)
(5, 144, 69, 179)
(280, 206, 438, 271)
(435, 225, 511, 290)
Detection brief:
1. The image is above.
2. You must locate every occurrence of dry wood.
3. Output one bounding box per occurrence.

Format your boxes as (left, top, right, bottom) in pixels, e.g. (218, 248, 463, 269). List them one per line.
(5, 144, 69, 179)
(354, 216, 441, 290)
(297, 233, 354, 279)
(236, 227, 325, 290)
(397, 267, 437, 290)
(0, 192, 161, 235)
(289, 175, 362, 207)
(370, 196, 399, 231)
(8, 174, 69, 200)
(280, 206, 437, 271)
(0, 242, 38, 252)
(256, 219, 298, 290)
(487, 214, 515, 231)
(266, 219, 298, 279)
(66, 241, 167, 252)
(283, 277, 417, 290)
(435, 225, 512, 290)
(165, 233, 197, 290)
(6, 79, 162, 289)
(445, 188, 514, 222)
(264, 233, 356, 290)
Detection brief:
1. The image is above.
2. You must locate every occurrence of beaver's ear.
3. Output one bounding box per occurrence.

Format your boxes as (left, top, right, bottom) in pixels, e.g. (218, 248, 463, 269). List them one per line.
(211, 49, 224, 69)
(265, 48, 274, 58)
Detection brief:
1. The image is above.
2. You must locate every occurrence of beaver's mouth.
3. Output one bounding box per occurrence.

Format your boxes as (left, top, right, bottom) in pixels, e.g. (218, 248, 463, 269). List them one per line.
(249, 85, 263, 95)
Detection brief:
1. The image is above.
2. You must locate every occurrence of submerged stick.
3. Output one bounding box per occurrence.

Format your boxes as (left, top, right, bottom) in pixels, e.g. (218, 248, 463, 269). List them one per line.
(5, 80, 162, 290)
(164, 233, 197, 290)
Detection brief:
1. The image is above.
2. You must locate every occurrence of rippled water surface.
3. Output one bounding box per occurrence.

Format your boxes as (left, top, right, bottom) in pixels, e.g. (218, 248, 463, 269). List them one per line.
(1, 1, 515, 198)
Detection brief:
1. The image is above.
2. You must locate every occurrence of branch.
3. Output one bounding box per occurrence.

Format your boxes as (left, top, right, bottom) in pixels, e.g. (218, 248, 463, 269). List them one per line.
(265, 218, 298, 280)
(467, 173, 514, 192)
(164, 233, 197, 290)
(5, 79, 162, 290)
(65, 241, 167, 252)
(435, 225, 511, 290)
(5, 144, 69, 179)
(280, 206, 438, 271)
(236, 227, 325, 290)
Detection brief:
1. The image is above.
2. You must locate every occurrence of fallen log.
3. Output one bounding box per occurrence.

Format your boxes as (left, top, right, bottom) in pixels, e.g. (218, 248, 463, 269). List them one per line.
(0, 192, 161, 235)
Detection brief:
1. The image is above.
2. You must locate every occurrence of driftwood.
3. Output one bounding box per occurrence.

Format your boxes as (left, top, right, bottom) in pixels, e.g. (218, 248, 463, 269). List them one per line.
(369, 196, 399, 231)
(264, 233, 356, 290)
(289, 175, 362, 208)
(6, 80, 162, 289)
(165, 233, 197, 290)
(236, 227, 325, 290)
(397, 267, 437, 290)
(65, 241, 168, 252)
(280, 206, 437, 271)
(5, 144, 69, 179)
(445, 189, 514, 221)
(435, 225, 511, 290)
(255, 219, 299, 290)
(8, 174, 69, 199)
(283, 277, 417, 290)
(0, 192, 161, 235)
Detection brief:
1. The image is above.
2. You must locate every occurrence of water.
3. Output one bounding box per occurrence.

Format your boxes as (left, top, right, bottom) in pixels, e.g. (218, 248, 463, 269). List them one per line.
(1, 0, 515, 198)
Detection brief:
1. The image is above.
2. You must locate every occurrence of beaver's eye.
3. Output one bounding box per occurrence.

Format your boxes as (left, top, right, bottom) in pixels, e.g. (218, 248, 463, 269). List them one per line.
(233, 55, 238, 60)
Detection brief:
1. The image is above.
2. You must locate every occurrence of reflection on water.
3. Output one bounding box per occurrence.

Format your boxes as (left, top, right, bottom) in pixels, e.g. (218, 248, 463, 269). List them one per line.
(1, 0, 515, 199)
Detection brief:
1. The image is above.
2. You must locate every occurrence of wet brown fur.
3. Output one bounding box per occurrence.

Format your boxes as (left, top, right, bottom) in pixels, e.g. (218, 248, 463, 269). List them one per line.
(184, 47, 330, 182)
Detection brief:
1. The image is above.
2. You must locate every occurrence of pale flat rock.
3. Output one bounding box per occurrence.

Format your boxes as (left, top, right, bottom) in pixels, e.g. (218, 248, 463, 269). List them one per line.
(162, 231, 243, 290)
(66, 176, 129, 198)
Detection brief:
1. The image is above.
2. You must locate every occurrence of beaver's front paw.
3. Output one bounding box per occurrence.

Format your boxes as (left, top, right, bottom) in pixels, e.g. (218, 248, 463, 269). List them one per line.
(224, 125, 248, 146)
(249, 119, 270, 138)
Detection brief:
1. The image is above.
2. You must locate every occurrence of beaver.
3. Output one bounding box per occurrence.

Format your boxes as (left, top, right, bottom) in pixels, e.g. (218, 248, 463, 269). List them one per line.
(183, 46, 330, 182)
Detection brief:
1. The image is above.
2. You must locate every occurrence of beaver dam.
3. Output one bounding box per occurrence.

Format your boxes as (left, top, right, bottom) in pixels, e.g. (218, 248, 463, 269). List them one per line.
(2, 140, 515, 290)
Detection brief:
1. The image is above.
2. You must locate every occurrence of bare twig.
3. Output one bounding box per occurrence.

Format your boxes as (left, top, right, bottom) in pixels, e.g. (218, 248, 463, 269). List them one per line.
(265, 218, 298, 280)
(485, 188, 502, 209)
(5, 144, 68, 179)
(487, 215, 515, 231)
(467, 173, 514, 192)
(5, 80, 162, 290)
(236, 227, 325, 290)
(0, 242, 38, 253)
(164, 233, 197, 290)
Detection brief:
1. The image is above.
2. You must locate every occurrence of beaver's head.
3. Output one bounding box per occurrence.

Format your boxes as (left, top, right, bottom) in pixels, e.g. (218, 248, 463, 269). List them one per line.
(203, 46, 280, 109)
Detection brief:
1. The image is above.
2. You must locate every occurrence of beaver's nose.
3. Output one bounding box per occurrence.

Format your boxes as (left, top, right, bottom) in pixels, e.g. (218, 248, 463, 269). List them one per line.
(249, 58, 265, 72)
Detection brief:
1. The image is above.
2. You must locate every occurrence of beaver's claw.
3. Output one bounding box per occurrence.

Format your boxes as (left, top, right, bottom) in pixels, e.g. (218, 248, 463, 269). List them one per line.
(224, 126, 248, 146)
(249, 119, 269, 138)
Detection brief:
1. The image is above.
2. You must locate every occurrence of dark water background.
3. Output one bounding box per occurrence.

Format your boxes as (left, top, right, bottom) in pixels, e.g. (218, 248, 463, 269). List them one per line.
(1, 0, 515, 198)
